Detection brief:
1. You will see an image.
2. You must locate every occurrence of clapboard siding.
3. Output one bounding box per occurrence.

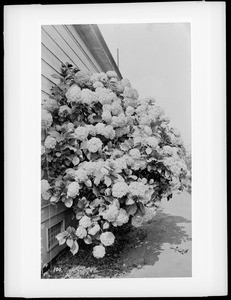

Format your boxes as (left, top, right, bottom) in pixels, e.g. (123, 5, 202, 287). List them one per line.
(43, 25, 90, 72)
(41, 44, 63, 73)
(64, 25, 102, 72)
(41, 25, 121, 268)
(41, 25, 107, 98)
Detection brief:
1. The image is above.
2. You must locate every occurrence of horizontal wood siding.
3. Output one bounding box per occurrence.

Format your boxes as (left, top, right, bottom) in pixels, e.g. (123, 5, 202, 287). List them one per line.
(41, 25, 103, 98)
(41, 25, 105, 267)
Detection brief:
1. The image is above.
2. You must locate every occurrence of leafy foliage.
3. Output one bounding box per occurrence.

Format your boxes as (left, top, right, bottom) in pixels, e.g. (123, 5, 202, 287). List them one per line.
(41, 64, 191, 258)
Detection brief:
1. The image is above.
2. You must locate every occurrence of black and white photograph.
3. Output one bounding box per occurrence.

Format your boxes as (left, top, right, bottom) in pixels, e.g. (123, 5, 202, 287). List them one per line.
(41, 23, 192, 279)
(5, 2, 226, 297)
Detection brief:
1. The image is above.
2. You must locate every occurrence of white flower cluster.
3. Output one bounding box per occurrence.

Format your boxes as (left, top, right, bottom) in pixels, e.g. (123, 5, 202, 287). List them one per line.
(74, 126, 88, 141)
(87, 137, 103, 153)
(66, 84, 81, 103)
(79, 215, 92, 228)
(42, 98, 59, 112)
(93, 245, 105, 258)
(44, 136, 56, 149)
(129, 148, 141, 159)
(100, 231, 115, 246)
(59, 105, 71, 117)
(102, 202, 120, 222)
(145, 136, 159, 148)
(76, 226, 87, 238)
(42, 67, 191, 260)
(88, 223, 100, 236)
(67, 181, 80, 198)
(129, 181, 148, 198)
(41, 179, 51, 200)
(114, 208, 129, 226)
(112, 181, 129, 198)
(41, 109, 53, 129)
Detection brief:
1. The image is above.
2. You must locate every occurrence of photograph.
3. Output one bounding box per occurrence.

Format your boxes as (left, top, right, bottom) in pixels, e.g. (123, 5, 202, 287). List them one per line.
(41, 22, 192, 279)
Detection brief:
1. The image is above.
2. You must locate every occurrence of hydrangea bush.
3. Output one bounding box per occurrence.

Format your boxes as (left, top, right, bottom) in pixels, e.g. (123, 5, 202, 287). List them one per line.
(41, 62, 191, 258)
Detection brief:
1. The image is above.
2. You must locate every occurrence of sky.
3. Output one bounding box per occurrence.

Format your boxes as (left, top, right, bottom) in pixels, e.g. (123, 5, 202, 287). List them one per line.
(98, 23, 191, 148)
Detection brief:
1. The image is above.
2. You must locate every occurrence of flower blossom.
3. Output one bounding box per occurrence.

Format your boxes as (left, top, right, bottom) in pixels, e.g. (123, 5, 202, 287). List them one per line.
(74, 126, 88, 141)
(131, 214, 144, 228)
(126, 106, 135, 116)
(92, 245, 105, 258)
(88, 223, 100, 236)
(66, 84, 81, 103)
(80, 88, 97, 106)
(102, 109, 112, 123)
(87, 137, 103, 153)
(41, 109, 53, 129)
(74, 169, 88, 182)
(121, 78, 131, 88)
(112, 181, 129, 198)
(106, 70, 118, 79)
(44, 136, 56, 149)
(95, 123, 106, 135)
(100, 231, 115, 246)
(93, 81, 104, 89)
(41, 179, 51, 193)
(67, 181, 80, 198)
(85, 124, 96, 136)
(115, 209, 129, 226)
(42, 98, 59, 112)
(129, 148, 141, 159)
(129, 181, 147, 198)
(58, 105, 71, 116)
(145, 136, 159, 148)
(41, 145, 45, 155)
(76, 226, 87, 238)
(102, 202, 119, 222)
(41, 179, 51, 200)
(103, 126, 116, 140)
(79, 215, 92, 228)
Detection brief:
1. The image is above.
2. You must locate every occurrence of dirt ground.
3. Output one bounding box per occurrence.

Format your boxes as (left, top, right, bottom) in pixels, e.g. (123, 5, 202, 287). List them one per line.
(42, 191, 191, 279)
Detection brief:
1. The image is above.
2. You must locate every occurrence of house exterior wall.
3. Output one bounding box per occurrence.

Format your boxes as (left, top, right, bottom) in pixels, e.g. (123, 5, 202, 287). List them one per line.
(41, 24, 120, 268)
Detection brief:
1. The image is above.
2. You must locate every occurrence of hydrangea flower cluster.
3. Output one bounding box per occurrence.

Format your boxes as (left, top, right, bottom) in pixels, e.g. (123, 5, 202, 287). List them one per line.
(41, 63, 191, 259)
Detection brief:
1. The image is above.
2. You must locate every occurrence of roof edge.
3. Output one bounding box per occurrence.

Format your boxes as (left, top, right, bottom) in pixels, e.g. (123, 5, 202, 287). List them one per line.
(74, 24, 122, 79)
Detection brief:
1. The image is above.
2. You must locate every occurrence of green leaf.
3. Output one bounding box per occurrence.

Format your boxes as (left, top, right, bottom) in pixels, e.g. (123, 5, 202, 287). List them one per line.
(66, 238, 73, 248)
(103, 222, 109, 230)
(70, 240, 79, 255)
(84, 235, 92, 244)
(72, 156, 80, 166)
(49, 130, 64, 142)
(64, 198, 73, 208)
(120, 142, 130, 151)
(51, 73, 63, 79)
(129, 175, 137, 180)
(107, 141, 113, 149)
(85, 179, 92, 187)
(76, 212, 84, 220)
(105, 188, 111, 196)
(104, 176, 112, 187)
(94, 171, 103, 186)
(126, 203, 137, 216)
(126, 198, 135, 205)
(146, 147, 152, 155)
(58, 237, 66, 245)
(137, 202, 145, 215)
(56, 231, 67, 241)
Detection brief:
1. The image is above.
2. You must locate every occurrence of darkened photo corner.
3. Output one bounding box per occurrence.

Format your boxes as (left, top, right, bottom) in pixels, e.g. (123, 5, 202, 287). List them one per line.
(41, 23, 191, 279)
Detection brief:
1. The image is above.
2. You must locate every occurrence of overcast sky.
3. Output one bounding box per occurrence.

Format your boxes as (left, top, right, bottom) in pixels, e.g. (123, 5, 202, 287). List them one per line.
(98, 23, 191, 148)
